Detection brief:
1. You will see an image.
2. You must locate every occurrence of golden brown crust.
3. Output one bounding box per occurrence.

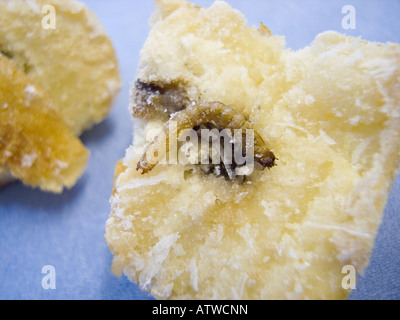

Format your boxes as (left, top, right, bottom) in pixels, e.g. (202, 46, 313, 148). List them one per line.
(0, 55, 89, 193)
(112, 160, 127, 196)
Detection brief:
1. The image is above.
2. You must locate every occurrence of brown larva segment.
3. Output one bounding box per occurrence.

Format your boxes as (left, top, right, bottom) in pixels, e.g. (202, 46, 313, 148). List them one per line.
(136, 101, 276, 178)
(130, 80, 190, 120)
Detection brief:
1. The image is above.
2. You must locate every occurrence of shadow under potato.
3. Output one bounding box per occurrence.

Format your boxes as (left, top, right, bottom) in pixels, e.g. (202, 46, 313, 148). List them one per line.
(0, 171, 88, 212)
(80, 117, 115, 146)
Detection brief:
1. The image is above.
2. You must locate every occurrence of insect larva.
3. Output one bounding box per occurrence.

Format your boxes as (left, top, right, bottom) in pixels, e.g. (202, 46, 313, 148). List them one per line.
(136, 101, 276, 176)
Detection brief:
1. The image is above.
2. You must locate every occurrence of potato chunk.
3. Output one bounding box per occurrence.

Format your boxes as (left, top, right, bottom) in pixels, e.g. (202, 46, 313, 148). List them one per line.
(0, 55, 89, 193)
(106, 0, 400, 299)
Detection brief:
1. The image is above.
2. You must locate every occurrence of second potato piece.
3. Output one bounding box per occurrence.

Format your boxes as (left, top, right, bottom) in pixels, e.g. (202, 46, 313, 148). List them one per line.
(0, 0, 121, 135)
(0, 55, 89, 193)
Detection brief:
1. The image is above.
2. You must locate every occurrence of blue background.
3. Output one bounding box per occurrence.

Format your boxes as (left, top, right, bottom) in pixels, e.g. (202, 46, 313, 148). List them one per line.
(0, 0, 399, 300)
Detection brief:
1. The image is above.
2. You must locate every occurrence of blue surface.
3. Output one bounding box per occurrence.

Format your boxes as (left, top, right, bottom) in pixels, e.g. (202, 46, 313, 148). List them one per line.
(0, 0, 399, 300)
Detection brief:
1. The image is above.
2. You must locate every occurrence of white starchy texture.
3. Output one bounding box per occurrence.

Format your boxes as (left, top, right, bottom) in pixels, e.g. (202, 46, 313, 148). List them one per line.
(105, 0, 400, 299)
(136, 232, 180, 290)
(189, 258, 199, 292)
(24, 0, 41, 13)
(20, 153, 37, 168)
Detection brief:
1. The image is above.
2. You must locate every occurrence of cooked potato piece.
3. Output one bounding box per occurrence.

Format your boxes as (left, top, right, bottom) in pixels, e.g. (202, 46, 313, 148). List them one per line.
(106, 0, 400, 299)
(0, 55, 89, 193)
(0, 0, 121, 135)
